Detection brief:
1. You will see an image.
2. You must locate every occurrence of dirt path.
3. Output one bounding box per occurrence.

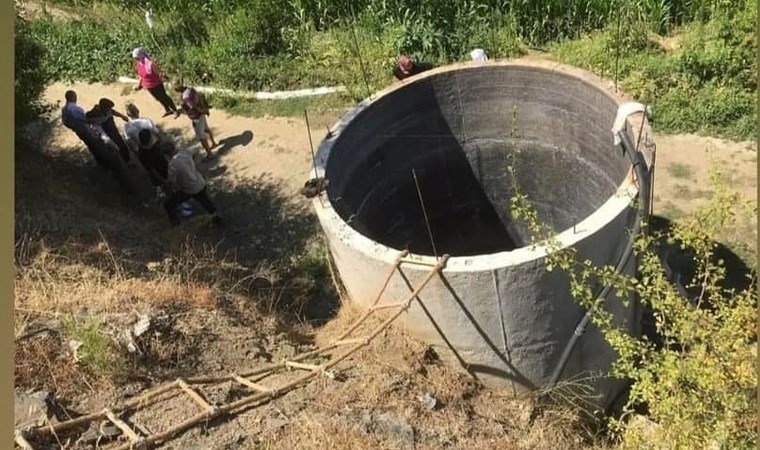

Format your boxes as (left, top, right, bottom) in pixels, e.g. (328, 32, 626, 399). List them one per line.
(45, 81, 757, 215)
(44, 82, 332, 195)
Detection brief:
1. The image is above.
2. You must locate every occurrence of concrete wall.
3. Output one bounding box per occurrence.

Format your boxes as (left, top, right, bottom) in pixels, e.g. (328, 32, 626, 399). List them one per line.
(312, 60, 655, 409)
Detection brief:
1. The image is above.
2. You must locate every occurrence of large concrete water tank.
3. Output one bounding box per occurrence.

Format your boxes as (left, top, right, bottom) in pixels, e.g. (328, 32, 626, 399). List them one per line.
(311, 59, 654, 409)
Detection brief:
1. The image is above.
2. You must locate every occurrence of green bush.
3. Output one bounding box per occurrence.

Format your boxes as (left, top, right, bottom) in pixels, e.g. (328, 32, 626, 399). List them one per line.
(15, 14, 51, 127)
(27, 17, 134, 83)
(510, 150, 757, 449)
(25, 0, 756, 140)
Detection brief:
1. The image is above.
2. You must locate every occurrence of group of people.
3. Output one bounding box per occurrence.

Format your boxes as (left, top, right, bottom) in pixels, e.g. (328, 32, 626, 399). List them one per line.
(60, 47, 223, 227)
(60, 46, 490, 227)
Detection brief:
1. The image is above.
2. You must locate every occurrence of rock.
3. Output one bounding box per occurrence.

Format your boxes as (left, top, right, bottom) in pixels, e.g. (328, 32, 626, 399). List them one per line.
(133, 314, 152, 337)
(68, 340, 83, 362)
(78, 421, 122, 444)
(14, 390, 50, 430)
(417, 392, 438, 410)
(374, 412, 415, 449)
(263, 416, 289, 432)
(280, 343, 297, 358)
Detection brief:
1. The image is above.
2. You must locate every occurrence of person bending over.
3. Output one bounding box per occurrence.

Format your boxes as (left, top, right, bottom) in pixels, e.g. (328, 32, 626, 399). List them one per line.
(164, 146, 223, 227)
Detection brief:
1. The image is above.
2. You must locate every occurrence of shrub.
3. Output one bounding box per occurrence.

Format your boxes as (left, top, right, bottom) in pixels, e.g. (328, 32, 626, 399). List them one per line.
(510, 151, 757, 449)
(15, 13, 51, 127)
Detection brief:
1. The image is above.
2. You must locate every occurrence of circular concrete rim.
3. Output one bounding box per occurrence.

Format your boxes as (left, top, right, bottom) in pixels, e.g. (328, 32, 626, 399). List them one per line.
(313, 58, 652, 273)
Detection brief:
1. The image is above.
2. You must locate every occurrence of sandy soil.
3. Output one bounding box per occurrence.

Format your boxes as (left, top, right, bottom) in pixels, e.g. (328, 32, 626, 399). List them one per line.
(44, 82, 326, 194)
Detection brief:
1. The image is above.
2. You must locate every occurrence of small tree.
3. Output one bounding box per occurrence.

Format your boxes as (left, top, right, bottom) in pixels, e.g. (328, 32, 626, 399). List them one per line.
(507, 113, 756, 448)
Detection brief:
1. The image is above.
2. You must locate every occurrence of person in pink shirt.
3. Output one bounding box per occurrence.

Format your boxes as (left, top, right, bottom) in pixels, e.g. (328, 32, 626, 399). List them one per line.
(132, 47, 178, 117)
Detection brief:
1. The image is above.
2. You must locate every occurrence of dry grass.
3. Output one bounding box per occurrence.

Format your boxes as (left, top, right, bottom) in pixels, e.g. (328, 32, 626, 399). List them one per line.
(15, 332, 87, 398)
(246, 306, 596, 450)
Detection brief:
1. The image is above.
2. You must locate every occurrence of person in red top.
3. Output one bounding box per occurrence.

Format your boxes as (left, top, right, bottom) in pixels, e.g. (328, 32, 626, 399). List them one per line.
(175, 84, 218, 159)
(132, 47, 177, 117)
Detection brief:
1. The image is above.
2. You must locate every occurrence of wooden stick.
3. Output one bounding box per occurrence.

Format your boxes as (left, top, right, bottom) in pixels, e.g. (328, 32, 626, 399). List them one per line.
(30, 380, 181, 436)
(14, 430, 35, 450)
(335, 250, 408, 342)
(332, 337, 367, 346)
(400, 258, 440, 267)
(178, 379, 215, 413)
(365, 255, 448, 343)
(103, 409, 141, 443)
(231, 374, 271, 393)
(285, 361, 322, 371)
(285, 361, 335, 379)
(371, 301, 407, 311)
(188, 342, 342, 384)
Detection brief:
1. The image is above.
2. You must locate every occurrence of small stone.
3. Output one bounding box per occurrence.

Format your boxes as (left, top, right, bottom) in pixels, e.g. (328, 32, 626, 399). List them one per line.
(418, 392, 438, 410)
(133, 314, 152, 337)
(78, 421, 122, 444)
(68, 340, 83, 362)
(14, 390, 50, 429)
(280, 343, 297, 358)
(375, 412, 415, 449)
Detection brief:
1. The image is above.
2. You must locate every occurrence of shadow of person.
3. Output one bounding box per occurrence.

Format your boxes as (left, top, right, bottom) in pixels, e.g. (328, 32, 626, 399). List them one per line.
(215, 130, 253, 158)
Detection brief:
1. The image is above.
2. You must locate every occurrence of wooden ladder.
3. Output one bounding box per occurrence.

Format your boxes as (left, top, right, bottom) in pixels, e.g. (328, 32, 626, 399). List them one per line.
(16, 251, 449, 450)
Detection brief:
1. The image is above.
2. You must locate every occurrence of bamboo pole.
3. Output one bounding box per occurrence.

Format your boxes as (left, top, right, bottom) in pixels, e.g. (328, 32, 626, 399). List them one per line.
(30, 380, 181, 436)
(335, 250, 408, 341)
(177, 379, 215, 413)
(104, 409, 142, 443)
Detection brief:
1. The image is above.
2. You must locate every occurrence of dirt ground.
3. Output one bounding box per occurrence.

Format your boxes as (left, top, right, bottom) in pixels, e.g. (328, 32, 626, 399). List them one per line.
(43, 82, 329, 193)
(15, 81, 757, 449)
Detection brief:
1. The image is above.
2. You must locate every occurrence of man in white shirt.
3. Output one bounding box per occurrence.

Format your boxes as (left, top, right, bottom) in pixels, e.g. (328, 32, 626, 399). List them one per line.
(164, 146, 223, 227)
(124, 103, 159, 151)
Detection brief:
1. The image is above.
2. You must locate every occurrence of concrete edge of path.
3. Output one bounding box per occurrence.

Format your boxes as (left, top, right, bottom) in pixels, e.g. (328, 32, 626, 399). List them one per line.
(116, 76, 347, 100)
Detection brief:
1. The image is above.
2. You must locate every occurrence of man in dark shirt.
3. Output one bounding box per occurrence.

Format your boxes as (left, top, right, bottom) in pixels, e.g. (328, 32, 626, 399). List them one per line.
(85, 98, 131, 162)
(136, 129, 170, 188)
(61, 90, 119, 170)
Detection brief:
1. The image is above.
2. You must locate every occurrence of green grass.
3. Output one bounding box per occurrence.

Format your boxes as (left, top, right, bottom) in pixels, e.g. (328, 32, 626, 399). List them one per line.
(64, 318, 125, 378)
(666, 163, 694, 180)
(21, 0, 757, 140)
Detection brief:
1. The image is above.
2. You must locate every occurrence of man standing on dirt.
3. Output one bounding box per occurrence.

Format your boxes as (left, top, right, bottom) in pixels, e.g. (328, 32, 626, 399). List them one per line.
(175, 84, 218, 160)
(86, 98, 132, 163)
(61, 90, 116, 169)
(164, 146, 223, 227)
